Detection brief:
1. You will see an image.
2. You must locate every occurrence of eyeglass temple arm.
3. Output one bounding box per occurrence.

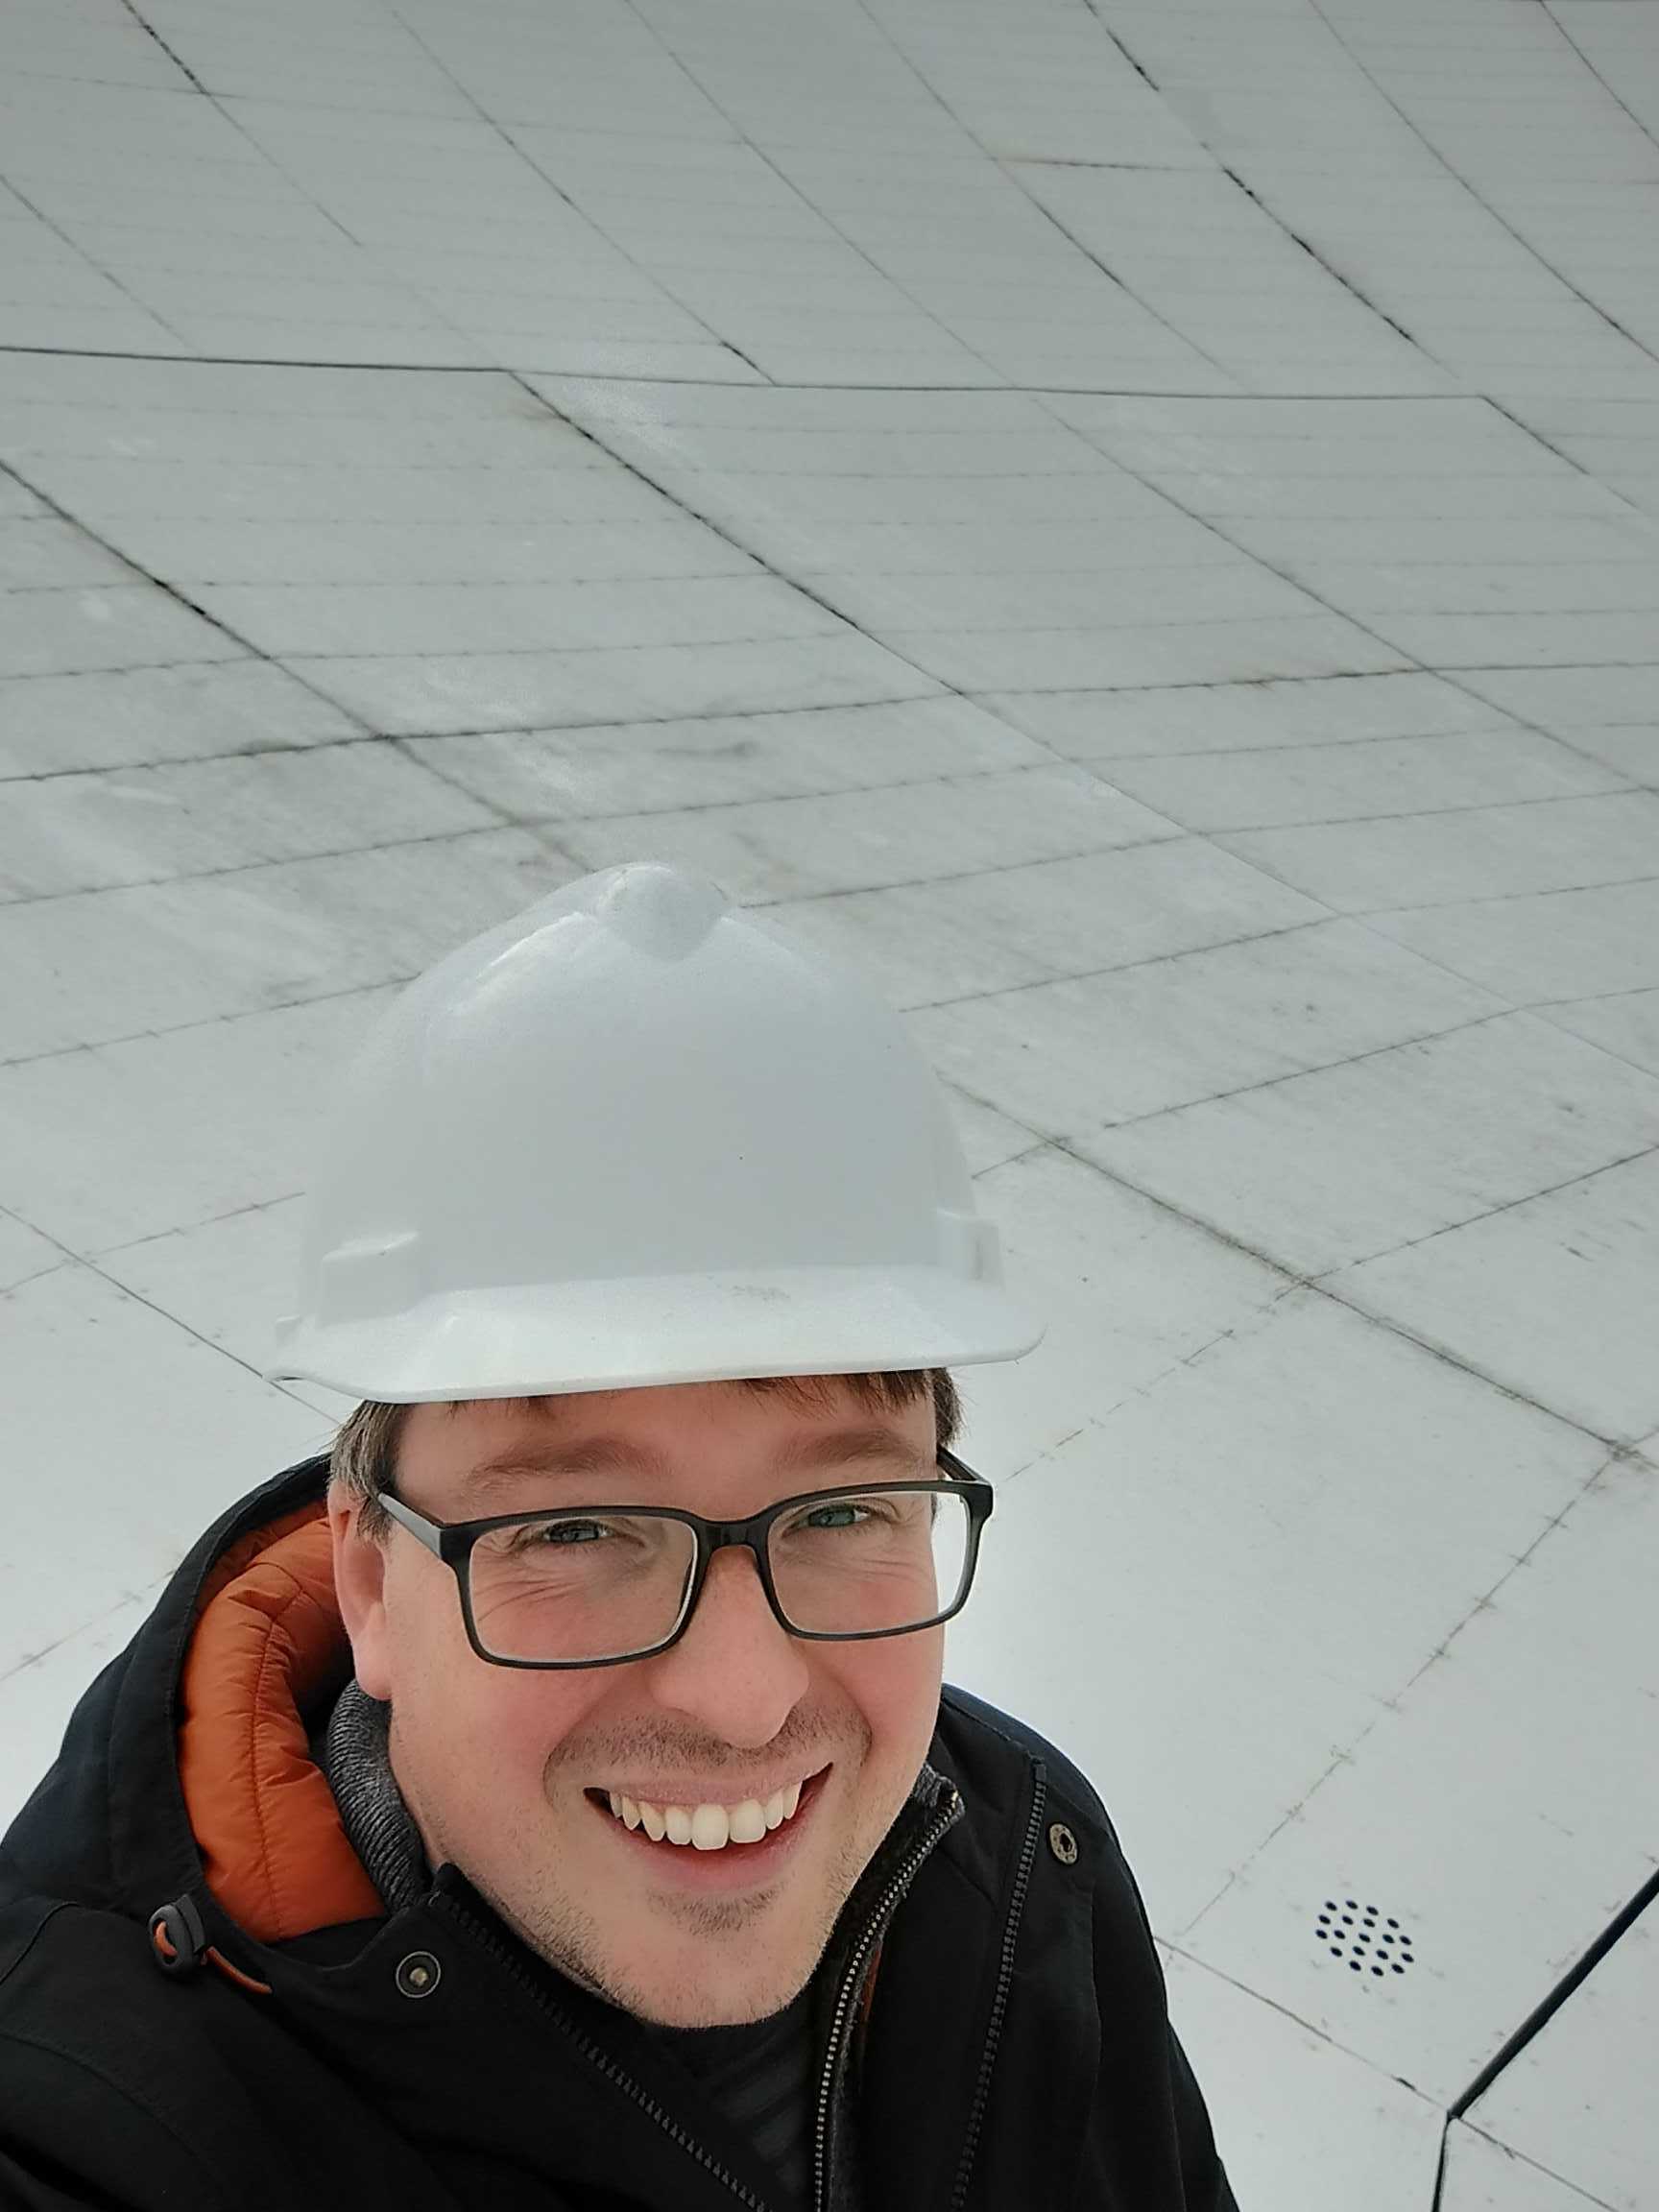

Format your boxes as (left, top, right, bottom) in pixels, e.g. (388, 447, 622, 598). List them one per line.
(373, 1487, 445, 1557)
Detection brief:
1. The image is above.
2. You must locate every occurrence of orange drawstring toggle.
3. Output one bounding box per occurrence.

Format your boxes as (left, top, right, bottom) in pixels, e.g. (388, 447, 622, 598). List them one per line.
(149, 1896, 272, 1998)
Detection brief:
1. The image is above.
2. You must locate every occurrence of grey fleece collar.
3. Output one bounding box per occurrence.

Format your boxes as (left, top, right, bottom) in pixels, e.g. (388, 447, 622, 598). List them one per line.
(322, 1678, 428, 1914)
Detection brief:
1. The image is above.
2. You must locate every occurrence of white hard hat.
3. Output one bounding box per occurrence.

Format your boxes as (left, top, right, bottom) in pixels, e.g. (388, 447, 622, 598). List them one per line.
(270, 862, 1041, 1402)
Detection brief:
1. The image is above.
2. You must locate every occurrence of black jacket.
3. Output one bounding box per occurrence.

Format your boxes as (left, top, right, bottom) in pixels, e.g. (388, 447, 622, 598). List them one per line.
(0, 1455, 1237, 2210)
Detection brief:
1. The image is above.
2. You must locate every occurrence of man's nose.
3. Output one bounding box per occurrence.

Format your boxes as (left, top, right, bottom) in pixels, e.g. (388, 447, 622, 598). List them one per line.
(644, 1544, 810, 1747)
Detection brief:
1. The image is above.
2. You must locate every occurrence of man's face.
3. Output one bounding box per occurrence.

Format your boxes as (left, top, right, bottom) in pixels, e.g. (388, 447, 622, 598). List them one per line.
(328, 1380, 944, 2028)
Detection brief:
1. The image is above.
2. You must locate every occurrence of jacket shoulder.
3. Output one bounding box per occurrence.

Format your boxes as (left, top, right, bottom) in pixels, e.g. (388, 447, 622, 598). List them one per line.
(937, 1683, 1163, 1953)
(0, 1898, 479, 2212)
(0, 1900, 419, 2211)
(939, 1685, 1115, 1824)
(0, 1903, 245, 2210)
(938, 1684, 1126, 1852)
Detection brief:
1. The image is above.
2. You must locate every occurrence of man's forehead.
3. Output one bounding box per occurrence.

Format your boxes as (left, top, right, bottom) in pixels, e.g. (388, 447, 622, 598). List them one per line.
(436, 1376, 912, 1432)
(402, 1379, 934, 1498)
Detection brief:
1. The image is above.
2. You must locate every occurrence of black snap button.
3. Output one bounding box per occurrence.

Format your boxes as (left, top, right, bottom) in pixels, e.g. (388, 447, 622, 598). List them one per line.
(396, 1951, 442, 1999)
(1047, 1822, 1078, 1866)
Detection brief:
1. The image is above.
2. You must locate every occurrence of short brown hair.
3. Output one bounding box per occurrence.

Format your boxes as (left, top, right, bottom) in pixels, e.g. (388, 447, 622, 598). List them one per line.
(332, 1371, 962, 1546)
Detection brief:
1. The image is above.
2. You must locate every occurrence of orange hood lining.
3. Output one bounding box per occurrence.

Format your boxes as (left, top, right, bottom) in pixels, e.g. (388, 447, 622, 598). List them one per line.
(177, 1504, 384, 1944)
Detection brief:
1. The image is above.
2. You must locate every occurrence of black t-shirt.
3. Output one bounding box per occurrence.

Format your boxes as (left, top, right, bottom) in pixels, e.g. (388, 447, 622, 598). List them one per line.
(644, 1985, 816, 2208)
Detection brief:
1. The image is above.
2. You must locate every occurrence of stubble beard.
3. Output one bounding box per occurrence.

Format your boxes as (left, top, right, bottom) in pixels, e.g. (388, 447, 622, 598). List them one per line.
(493, 1798, 876, 2027)
(400, 1703, 890, 2027)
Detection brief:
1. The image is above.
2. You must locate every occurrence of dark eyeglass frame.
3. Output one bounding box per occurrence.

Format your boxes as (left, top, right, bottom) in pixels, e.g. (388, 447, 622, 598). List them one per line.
(370, 1446, 994, 1671)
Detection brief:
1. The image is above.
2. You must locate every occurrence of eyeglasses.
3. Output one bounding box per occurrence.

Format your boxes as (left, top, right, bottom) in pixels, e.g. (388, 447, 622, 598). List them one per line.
(371, 1447, 993, 1670)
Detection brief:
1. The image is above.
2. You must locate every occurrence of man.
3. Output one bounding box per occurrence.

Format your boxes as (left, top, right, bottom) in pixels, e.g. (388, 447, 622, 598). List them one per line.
(0, 863, 1237, 2210)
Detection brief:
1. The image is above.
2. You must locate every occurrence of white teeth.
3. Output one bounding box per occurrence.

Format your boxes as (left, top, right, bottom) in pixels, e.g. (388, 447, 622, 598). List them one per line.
(690, 1803, 731, 1851)
(728, 1799, 767, 1844)
(605, 1777, 812, 1850)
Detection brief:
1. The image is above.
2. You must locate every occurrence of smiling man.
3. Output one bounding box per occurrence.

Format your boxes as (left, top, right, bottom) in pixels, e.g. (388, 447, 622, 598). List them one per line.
(341, 1384, 957, 2040)
(0, 864, 1237, 2211)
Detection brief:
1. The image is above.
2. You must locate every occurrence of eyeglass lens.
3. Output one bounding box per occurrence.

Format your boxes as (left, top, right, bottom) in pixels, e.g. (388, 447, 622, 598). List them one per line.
(465, 1488, 973, 1664)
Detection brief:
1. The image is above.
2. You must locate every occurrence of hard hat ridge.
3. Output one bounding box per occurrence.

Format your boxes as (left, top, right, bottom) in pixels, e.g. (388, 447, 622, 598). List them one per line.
(592, 859, 728, 958)
(271, 861, 1042, 1402)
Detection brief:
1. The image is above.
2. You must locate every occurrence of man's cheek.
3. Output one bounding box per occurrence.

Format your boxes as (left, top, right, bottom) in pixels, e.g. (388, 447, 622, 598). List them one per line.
(836, 1656, 937, 1801)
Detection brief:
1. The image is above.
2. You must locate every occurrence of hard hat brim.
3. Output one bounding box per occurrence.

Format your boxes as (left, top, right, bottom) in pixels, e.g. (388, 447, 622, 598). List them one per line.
(269, 1264, 1043, 1406)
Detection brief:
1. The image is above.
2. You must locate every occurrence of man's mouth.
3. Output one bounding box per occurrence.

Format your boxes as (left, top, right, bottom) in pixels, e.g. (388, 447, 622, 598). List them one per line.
(586, 1767, 828, 1855)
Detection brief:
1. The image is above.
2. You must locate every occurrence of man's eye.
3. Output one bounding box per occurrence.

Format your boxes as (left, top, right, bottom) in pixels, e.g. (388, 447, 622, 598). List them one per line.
(797, 1503, 869, 1532)
(513, 1518, 611, 1549)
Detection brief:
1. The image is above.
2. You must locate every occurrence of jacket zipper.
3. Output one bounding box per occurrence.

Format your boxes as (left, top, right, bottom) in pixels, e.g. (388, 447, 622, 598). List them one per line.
(433, 1779, 963, 2212)
(946, 1770, 1046, 2212)
(811, 1782, 963, 2212)
(431, 1887, 772, 2211)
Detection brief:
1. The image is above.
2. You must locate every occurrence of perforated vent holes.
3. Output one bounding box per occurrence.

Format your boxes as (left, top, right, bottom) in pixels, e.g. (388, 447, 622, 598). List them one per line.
(1316, 1898, 1416, 1983)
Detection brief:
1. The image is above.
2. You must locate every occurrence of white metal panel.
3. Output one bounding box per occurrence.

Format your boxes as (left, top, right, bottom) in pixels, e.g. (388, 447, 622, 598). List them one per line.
(1178, 1458, 1659, 2104)
(1163, 1948, 1444, 2211)
(1442, 2125, 1608, 2212)
(1466, 1907, 1659, 2212)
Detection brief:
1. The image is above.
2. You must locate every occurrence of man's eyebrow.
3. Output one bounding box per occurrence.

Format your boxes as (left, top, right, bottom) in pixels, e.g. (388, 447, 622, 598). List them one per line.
(774, 1425, 932, 1477)
(458, 1438, 667, 1503)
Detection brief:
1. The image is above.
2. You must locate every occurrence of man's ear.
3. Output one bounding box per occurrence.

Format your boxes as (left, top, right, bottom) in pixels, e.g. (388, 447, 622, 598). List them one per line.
(328, 1483, 395, 1702)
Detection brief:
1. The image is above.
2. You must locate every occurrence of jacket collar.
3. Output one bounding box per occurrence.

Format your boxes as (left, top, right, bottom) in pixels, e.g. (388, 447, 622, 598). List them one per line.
(177, 1499, 377, 1942)
(0, 1455, 344, 1936)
